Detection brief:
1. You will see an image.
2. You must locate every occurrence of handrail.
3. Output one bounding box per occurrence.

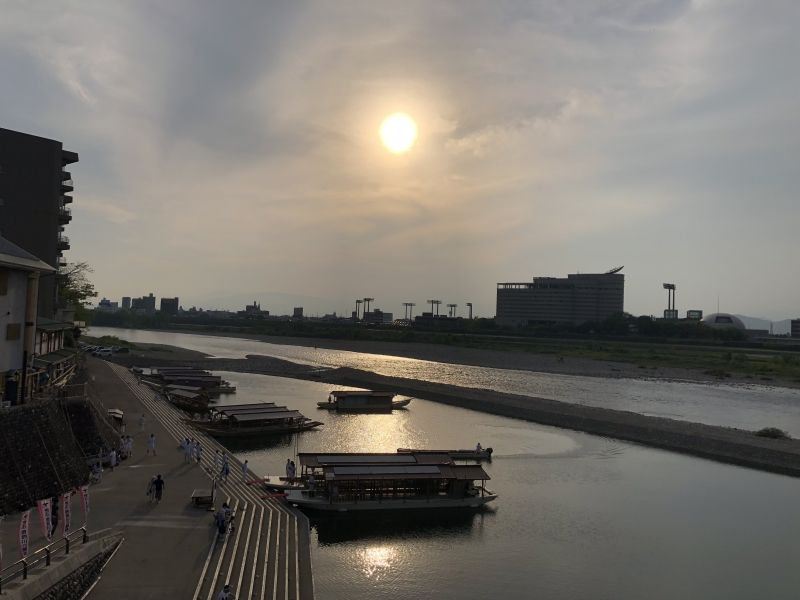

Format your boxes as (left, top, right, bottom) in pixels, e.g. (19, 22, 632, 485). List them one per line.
(0, 526, 88, 593)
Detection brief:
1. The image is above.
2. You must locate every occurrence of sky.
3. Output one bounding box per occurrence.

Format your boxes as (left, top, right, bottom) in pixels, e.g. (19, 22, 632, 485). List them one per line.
(1, 0, 799, 320)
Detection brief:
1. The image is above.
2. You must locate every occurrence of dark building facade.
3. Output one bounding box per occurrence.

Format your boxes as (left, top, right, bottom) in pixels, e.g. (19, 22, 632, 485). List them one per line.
(160, 297, 179, 315)
(792, 319, 800, 338)
(0, 128, 78, 318)
(496, 269, 625, 327)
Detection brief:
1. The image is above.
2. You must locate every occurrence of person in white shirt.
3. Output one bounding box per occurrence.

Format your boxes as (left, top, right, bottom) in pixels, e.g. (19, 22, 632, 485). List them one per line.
(217, 583, 232, 599)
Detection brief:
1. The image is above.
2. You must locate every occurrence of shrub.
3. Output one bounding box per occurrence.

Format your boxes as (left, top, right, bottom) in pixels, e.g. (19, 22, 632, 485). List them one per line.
(754, 427, 791, 440)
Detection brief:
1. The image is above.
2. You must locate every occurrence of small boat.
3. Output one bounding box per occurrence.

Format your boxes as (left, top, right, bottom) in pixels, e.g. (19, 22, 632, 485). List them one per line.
(285, 451, 496, 512)
(187, 403, 322, 438)
(397, 447, 493, 461)
(166, 388, 210, 414)
(247, 475, 306, 492)
(317, 390, 410, 412)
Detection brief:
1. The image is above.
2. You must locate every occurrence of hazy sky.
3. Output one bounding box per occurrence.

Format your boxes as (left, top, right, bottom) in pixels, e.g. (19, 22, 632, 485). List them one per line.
(2, 1, 798, 319)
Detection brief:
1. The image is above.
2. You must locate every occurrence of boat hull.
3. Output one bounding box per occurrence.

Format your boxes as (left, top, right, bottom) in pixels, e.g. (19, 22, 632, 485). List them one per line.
(397, 448, 493, 461)
(286, 490, 497, 512)
(186, 420, 323, 438)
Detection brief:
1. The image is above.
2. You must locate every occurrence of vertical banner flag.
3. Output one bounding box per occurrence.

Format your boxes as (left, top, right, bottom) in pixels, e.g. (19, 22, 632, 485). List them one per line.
(79, 485, 90, 522)
(62, 491, 72, 536)
(36, 498, 53, 541)
(18, 510, 31, 558)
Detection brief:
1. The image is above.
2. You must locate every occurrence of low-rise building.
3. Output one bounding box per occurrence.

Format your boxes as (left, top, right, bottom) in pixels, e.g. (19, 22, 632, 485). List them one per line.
(0, 235, 55, 404)
(791, 319, 800, 338)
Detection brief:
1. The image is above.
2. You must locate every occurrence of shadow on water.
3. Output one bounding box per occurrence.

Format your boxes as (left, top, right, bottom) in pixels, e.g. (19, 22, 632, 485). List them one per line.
(309, 508, 496, 546)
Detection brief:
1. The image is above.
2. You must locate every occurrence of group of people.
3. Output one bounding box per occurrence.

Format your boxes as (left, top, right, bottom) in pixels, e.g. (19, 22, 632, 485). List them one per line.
(146, 474, 165, 502)
(181, 437, 204, 464)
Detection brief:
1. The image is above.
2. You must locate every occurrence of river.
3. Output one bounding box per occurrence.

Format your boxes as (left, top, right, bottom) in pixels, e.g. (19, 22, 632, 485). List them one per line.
(89, 327, 800, 599)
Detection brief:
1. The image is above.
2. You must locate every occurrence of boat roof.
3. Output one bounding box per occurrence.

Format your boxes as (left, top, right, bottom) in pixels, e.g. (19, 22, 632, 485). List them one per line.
(163, 375, 221, 381)
(329, 390, 394, 398)
(214, 404, 280, 415)
(322, 464, 489, 481)
(229, 410, 304, 422)
(299, 452, 454, 468)
(165, 384, 205, 392)
(168, 389, 204, 400)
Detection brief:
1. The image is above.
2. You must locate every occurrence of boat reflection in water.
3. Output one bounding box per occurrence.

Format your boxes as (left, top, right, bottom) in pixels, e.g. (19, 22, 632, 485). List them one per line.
(310, 508, 494, 545)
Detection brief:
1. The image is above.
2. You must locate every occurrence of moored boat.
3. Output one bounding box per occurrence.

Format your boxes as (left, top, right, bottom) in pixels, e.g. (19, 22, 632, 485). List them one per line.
(397, 447, 493, 461)
(285, 451, 496, 512)
(186, 403, 322, 438)
(317, 390, 411, 411)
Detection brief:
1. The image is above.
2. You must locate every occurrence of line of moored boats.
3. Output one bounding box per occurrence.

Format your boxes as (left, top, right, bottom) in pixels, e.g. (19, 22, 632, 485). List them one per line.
(131, 365, 497, 511)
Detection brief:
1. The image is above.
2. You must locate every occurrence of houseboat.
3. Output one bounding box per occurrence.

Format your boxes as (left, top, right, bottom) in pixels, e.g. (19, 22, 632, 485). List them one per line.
(285, 452, 496, 511)
(397, 447, 493, 461)
(187, 403, 322, 438)
(317, 390, 411, 412)
(165, 388, 210, 414)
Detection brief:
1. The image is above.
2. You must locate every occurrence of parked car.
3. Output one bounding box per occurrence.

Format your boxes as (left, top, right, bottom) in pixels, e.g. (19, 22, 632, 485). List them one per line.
(93, 348, 113, 357)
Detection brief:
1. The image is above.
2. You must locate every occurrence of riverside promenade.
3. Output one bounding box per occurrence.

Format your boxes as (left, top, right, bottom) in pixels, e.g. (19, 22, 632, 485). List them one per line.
(83, 358, 314, 599)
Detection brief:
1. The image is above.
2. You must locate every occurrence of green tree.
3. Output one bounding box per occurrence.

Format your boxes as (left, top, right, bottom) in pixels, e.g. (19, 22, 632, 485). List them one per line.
(58, 261, 98, 319)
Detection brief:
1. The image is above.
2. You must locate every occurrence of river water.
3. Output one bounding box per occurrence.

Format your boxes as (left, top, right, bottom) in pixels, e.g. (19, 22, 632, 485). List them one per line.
(90, 328, 800, 599)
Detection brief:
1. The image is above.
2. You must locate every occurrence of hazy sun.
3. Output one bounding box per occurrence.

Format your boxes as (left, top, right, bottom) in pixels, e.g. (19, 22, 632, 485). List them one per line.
(379, 113, 417, 154)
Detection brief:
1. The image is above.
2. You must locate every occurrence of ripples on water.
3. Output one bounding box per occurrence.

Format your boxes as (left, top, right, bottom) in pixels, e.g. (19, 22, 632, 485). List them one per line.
(91, 328, 800, 599)
(91, 327, 800, 435)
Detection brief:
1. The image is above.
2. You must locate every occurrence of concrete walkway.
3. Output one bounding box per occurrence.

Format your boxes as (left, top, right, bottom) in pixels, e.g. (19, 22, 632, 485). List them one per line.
(1, 358, 314, 599)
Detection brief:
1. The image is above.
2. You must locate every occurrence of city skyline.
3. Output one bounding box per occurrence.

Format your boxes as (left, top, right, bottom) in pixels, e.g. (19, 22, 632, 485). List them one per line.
(2, 2, 799, 320)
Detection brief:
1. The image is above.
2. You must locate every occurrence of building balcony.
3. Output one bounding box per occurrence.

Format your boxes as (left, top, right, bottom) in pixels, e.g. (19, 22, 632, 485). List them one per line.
(62, 150, 79, 165)
(57, 236, 70, 252)
(61, 194, 73, 204)
(58, 207, 72, 224)
(61, 170, 71, 181)
(61, 180, 74, 193)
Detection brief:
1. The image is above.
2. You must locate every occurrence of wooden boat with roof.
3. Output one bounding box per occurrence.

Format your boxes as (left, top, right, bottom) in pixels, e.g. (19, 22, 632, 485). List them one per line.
(317, 390, 411, 412)
(186, 402, 323, 438)
(285, 451, 496, 511)
(397, 447, 493, 461)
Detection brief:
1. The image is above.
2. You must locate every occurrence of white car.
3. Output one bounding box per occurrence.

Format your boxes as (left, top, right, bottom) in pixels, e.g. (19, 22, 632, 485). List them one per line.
(93, 348, 113, 357)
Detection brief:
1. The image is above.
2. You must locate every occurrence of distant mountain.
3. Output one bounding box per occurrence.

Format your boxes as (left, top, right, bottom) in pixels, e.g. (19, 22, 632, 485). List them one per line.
(735, 315, 792, 335)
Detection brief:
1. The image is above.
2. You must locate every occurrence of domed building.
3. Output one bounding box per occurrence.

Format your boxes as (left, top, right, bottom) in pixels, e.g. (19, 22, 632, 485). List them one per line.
(701, 313, 746, 331)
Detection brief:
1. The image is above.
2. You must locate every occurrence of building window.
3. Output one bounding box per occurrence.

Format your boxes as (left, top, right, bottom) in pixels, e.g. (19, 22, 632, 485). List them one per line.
(6, 323, 22, 340)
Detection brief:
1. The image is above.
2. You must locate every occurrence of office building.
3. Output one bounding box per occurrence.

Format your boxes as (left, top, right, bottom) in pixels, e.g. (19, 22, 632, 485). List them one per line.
(131, 293, 156, 314)
(160, 297, 179, 315)
(496, 268, 625, 327)
(121, 296, 131, 310)
(0, 127, 78, 318)
(791, 319, 800, 338)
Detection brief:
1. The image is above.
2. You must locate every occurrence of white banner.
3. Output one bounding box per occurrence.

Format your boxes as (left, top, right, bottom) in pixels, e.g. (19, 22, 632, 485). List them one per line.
(79, 485, 90, 522)
(36, 498, 52, 542)
(62, 491, 72, 536)
(18, 510, 31, 558)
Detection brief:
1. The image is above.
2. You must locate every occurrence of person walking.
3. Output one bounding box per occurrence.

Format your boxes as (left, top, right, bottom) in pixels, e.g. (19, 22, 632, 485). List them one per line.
(139, 413, 146, 432)
(152, 474, 165, 502)
(127, 435, 134, 458)
(214, 450, 221, 473)
(216, 583, 233, 599)
(221, 457, 230, 482)
(242, 460, 249, 481)
(195, 442, 203, 465)
(146, 475, 156, 502)
(285, 458, 292, 480)
(108, 448, 117, 472)
(184, 439, 193, 464)
(289, 460, 296, 483)
(147, 433, 157, 456)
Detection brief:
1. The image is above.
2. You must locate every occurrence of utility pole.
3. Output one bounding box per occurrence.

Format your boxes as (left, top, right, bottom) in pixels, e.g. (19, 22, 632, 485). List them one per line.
(432, 299, 442, 316)
(466, 302, 473, 319)
(447, 303, 457, 318)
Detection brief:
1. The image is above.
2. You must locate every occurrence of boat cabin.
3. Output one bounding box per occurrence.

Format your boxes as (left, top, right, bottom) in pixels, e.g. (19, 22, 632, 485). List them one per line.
(326, 390, 395, 411)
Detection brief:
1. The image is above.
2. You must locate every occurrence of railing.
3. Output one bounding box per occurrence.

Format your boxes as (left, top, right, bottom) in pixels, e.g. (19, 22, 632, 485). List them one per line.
(0, 527, 88, 593)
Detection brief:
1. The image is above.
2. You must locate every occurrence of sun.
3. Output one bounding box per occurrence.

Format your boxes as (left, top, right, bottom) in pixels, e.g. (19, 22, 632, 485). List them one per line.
(379, 113, 417, 154)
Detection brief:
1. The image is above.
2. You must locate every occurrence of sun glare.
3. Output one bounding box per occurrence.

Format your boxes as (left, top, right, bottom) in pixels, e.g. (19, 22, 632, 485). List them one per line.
(379, 113, 417, 154)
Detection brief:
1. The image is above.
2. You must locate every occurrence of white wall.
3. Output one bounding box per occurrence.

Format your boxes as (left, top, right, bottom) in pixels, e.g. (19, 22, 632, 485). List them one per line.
(0, 269, 29, 372)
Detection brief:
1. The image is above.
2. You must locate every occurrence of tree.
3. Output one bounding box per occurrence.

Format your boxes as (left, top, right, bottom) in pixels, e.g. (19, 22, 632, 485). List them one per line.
(58, 262, 98, 317)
